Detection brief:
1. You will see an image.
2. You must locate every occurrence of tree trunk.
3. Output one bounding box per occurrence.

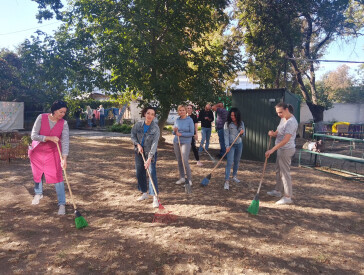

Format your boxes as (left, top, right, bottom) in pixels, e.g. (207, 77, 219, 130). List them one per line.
(306, 102, 324, 122)
(290, 58, 324, 122)
(157, 107, 170, 143)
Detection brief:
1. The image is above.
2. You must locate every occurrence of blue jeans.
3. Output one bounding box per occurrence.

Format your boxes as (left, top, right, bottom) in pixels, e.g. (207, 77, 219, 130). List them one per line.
(217, 128, 226, 156)
(100, 115, 105, 127)
(135, 152, 158, 195)
(199, 127, 212, 152)
(225, 142, 243, 180)
(87, 118, 92, 127)
(34, 175, 66, 206)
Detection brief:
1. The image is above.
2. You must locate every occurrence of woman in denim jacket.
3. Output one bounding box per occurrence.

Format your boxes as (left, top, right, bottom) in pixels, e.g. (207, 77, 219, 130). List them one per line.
(131, 106, 160, 208)
(223, 107, 245, 190)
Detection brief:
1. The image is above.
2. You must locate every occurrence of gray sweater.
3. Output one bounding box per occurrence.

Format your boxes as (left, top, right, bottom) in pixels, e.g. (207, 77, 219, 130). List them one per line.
(31, 114, 69, 156)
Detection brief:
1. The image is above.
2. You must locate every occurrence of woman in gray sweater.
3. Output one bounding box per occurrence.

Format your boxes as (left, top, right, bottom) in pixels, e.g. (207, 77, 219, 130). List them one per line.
(130, 106, 160, 208)
(173, 105, 195, 186)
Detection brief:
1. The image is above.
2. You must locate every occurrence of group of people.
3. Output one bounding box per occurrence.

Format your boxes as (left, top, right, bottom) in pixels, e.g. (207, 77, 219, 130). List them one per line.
(29, 100, 298, 214)
(74, 105, 105, 128)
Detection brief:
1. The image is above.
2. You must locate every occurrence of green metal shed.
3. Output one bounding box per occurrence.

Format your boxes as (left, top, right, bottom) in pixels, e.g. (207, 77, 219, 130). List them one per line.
(231, 88, 300, 162)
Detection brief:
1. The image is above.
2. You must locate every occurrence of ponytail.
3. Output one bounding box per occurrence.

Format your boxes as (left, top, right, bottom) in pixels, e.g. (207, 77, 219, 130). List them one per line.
(275, 102, 294, 114)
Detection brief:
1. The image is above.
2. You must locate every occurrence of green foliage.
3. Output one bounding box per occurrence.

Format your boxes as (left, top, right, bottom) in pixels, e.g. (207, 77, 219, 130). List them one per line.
(64, 96, 117, 118)
(320, 65, 364, 103)
(0, 50, 26, 101)
(32, 0, 243, 133)
(109, 123, 132, 134)
(234, 0, 364, 122)
(163, 125, 173, 132)
(21, 135, 32, 146)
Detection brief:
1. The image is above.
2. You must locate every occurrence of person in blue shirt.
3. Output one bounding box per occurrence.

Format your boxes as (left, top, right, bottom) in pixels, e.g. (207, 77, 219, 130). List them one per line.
(130, 106, 160, 208)
(223, 107, 245, 190)
(173, 105, 195, 186)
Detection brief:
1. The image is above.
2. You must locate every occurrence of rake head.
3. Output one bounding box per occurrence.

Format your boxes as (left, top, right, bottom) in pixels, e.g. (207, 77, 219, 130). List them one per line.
(247, 193, 260, 215)
(153, 212, 177, 223)
(200, 174, 211, 186)
(74, 210, 88, 229)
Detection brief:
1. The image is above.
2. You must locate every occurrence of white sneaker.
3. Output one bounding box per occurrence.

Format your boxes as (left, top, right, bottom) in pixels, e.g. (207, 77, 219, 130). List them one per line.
(58, 205, 66, 215)
(31, 194, 43, 205)
(152, 196, 159, 208)
(189, 180, 193, 186)
(196, 161, 203, 166)
(232, 176, 240, 183)
(275, 197, 293, 205)
(267, 190, 282, 197)
(137, 193, 149, 201)
(224, 181, 229, 190)
(176, 178, 185, 185)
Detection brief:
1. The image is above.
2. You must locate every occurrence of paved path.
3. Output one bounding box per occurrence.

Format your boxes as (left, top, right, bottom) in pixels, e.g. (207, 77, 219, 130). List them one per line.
(69, 129, 130, 139)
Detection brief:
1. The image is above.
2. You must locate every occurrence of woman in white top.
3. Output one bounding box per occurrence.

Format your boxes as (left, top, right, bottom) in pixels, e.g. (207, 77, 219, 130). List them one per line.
(265, 102, 298, 205)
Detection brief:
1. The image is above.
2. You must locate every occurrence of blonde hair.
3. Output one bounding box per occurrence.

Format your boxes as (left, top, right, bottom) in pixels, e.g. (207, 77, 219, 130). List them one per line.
(177, 105, 187, 112)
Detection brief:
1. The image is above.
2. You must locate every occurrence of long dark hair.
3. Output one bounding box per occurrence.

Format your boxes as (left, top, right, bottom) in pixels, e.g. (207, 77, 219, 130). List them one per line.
(227, 107, 242, 127)
(275, 102, 294, 114)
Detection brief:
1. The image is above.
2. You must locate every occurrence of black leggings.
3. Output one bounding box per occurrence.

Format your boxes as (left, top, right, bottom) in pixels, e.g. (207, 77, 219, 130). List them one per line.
(191, 136, 199, 161)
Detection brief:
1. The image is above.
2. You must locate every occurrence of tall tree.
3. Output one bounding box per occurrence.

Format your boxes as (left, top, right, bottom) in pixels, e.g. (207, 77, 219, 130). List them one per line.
(321, 64, 364, 103)
(235, 0, 364, 122)
(0, 50, 24, 101)
(32, 0, 243, 136)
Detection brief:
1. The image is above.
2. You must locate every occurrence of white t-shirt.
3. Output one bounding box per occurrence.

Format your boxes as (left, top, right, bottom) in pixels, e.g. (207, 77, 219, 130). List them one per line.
(275, 116, 298, 150)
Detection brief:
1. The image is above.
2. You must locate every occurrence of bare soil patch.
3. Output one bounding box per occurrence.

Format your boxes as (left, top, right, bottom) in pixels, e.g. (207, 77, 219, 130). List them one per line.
(1, 131, 364, 274)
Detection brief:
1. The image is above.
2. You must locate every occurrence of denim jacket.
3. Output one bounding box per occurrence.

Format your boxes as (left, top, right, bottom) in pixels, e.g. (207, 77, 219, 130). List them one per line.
(224, 121, 245, 148)
(131, 120, 160, 160)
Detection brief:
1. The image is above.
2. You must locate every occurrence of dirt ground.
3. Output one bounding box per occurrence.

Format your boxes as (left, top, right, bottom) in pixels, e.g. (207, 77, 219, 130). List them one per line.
(1, 130, 364, 275)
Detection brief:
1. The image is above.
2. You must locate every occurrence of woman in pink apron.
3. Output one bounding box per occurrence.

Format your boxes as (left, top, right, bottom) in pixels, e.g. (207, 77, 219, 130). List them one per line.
(29, 100, 70, 215)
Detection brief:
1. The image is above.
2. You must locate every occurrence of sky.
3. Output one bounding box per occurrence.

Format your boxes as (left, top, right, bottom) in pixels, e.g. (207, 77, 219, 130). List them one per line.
(1, 0, 363, 80)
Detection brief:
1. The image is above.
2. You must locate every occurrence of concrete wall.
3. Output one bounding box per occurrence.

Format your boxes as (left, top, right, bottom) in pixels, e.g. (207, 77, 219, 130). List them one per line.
(300, 103, 364, 124)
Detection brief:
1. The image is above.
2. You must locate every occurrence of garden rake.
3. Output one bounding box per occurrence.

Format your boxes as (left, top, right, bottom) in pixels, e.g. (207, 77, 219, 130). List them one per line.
(56, 143, 88, 229)
(141, 153, 177, 223)
(200, 133, 241, 186)
(247, 136, 272, 215)
(202, 146, 217, 164)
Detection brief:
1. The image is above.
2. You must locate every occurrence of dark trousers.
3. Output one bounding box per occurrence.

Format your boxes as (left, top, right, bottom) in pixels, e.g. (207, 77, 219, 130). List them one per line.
(191, 137, 199, 161)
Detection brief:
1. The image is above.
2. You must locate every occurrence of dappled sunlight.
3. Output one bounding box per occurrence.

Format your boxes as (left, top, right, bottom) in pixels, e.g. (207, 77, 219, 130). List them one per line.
(1, 134, 363, 274)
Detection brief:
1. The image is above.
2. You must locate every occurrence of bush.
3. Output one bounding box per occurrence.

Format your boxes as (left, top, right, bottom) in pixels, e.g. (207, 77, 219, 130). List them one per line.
(163, 125, 173, 131)
(110, 124, 133, 133)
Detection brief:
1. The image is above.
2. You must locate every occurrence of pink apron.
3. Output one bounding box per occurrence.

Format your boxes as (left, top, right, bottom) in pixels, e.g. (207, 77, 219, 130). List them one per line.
(29, 114, 65, 184)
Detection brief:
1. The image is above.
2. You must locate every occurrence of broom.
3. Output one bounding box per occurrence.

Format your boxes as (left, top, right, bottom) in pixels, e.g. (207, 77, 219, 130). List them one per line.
(247, 136, 272, 215)
(200, 133, 241, 186)
(177, 135, 192, 194)
(140, 153, 177, 223)
(56, 143, 88, 229)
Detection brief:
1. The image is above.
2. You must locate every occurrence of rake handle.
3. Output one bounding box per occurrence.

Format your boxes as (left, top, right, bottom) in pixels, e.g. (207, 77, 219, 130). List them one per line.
(56, 143, 77, 210)
(202, 146, 215, 162)
(140, 152, 159, 197)
(210, 133, 241, 175)
(256, 136, 272, 194)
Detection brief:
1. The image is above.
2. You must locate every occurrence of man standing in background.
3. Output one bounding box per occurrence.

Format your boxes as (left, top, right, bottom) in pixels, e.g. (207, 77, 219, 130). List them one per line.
(74, 107, 83, 128)
(198, 104, 214, 154)
(212, 102, 229, 158)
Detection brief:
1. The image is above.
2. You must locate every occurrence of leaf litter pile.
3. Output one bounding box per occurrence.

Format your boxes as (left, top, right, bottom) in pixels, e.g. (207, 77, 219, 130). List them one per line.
(0, 132, 363, 274)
